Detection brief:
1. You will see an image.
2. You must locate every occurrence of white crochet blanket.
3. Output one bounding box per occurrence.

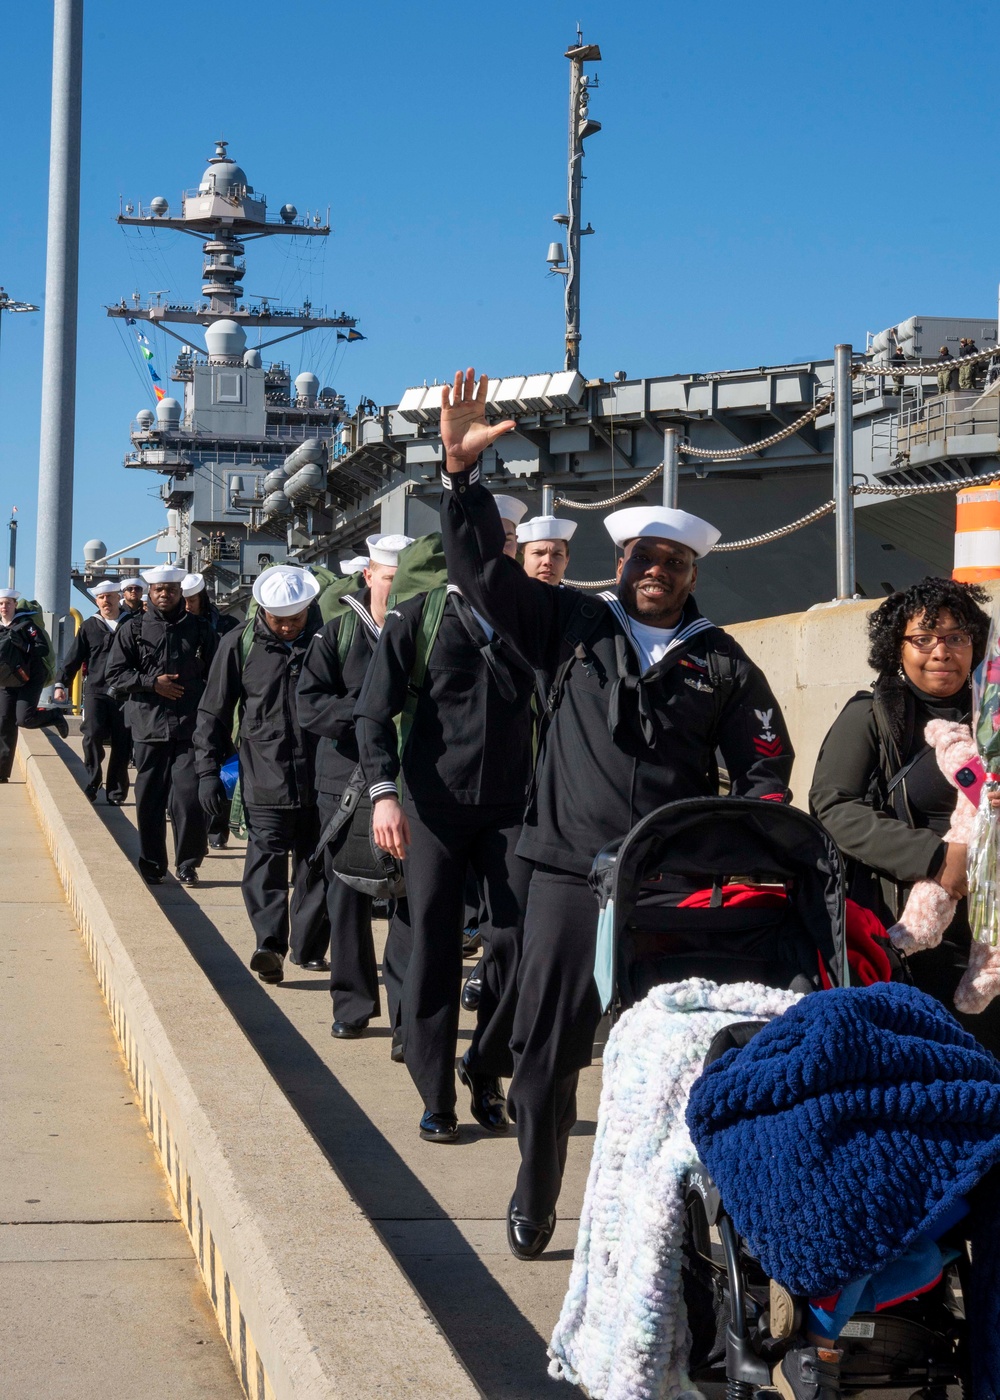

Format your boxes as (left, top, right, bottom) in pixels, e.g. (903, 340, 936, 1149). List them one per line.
(548, 978, 801, 1400)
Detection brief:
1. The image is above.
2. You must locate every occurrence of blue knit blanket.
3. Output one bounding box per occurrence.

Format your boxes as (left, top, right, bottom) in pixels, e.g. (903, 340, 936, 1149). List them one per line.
(686, 983, 1000, 1395)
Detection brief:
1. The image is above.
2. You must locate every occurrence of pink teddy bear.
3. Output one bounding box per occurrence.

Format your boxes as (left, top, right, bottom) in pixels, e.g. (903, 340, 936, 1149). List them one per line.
(888, 718, 1000, 1013)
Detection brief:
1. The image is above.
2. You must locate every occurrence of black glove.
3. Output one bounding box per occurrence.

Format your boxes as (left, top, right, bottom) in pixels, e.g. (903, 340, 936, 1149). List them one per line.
(198, 774, 228, 820)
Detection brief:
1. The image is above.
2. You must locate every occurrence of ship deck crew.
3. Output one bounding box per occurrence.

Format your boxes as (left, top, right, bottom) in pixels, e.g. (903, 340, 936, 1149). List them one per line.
(106, 564, 217, 885)
(183, 573, 239, 848)
(436, 368, 793, 1258)
(0, 588, 68, 782)
(119, 577, 146, 617)
(297, 534, 411, 1038)
(195, 565, 327, 984)
(517, 514, 576, 586)
(355, 499, 535, 1145)
(53, 579, 130, 804)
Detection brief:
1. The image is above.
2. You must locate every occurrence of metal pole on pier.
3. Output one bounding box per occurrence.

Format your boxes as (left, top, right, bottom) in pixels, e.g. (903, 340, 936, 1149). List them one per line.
(8, 514, 17, 590)
(833, 343, 856, 600)
(542, 485, 554, 516)
(662, 427, 680, 508)
(34, 0, 84, 654)
(560, 32, 601, 373)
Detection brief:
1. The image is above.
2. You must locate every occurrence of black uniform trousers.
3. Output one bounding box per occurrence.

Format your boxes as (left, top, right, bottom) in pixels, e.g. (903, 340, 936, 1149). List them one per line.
(242, 805, 329, 963)
(382, 897, 412, 1033)
(399, 803, 531, 1115)
(508, 866, 603, 1224)
(0, 678, 66, 781)
(134, 734, 207, 877)
(318, 790, 380, 1025)
(82, 692, 130, 801)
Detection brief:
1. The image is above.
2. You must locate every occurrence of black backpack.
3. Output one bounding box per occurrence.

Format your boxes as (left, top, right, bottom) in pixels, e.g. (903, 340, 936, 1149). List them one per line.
(0, 624, 32, 689)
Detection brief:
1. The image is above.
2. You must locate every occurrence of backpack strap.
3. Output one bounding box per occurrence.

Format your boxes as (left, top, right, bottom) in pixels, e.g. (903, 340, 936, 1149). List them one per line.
(397, 586, 449, 761)
(336, 608, 359, 669)
(545, 594, 608, 717)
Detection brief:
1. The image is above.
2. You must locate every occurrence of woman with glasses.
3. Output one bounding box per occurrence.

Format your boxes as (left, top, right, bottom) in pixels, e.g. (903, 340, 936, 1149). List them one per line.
(810, 576, 1000, 1052)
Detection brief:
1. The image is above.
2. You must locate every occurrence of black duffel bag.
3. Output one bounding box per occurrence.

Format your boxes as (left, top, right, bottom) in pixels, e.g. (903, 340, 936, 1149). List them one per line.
(0, 627, 32, 689)
(311, 765, 405, 899)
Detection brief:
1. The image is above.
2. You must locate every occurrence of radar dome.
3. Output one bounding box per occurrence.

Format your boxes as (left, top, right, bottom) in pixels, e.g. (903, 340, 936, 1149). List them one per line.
(136, 408, 155, 428)
(280, 204, 298, 224)
(156, 397, 181, 427)
(199, 142, 250, 199)
(83, 539, 107, 564)
(205, 319, 247, 362)
(294, 371, 320, 405)
(243, 348, 262, 368)
(150, 196, 169, 216)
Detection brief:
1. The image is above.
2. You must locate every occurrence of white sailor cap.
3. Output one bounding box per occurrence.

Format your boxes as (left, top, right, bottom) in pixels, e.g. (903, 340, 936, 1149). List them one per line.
(604, 505, 721, 558)
(339, 555, 370, 575)
(492, 493, 528, 526)
(89, 579, 120, 598)
(181, 572, 205, 598)
(120, 577, 146, 591)
(365, 533, 414, 567)
(516, 514, 577, 545)
(0, 587, 18, 601)
(141, 564, 188, 585)
(252, 564, 321, 616)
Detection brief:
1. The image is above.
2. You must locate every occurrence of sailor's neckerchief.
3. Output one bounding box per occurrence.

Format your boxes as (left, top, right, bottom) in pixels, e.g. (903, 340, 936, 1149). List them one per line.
(598, 590, 715, 672)
(598, 590, 717, 750)
(342, 591, 381, 643)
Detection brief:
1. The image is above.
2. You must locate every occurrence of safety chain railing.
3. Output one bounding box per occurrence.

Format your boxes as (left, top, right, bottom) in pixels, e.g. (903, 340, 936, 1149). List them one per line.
(858, 342, 998, 376)
(679, 393, 835, 460)
(554, 463, 664, 511)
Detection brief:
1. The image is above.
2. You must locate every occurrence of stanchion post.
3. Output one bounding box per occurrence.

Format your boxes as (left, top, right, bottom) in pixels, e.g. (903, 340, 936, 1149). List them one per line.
(542, 485, 554, 516)
(833, 344, 856, 600)
(663, 427, 680, 509)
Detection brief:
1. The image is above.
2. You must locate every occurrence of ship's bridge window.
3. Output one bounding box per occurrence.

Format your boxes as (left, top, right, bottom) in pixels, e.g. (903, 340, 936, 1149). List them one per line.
(214, 372, 244, 404)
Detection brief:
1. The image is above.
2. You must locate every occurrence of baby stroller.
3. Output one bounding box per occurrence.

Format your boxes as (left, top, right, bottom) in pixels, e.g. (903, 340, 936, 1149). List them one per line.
(590, 796, 971, 1398)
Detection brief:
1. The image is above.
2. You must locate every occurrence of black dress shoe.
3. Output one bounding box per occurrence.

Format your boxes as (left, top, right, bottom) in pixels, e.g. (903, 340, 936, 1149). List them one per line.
(331, 1020, 367, 1039)
(51, 712, 69, 739)
(84, 783, 98, 803)
(208, 834, 229, 849)
(506, 1197, 557, 1260)
(105, 795, 125, 807)
(419, 1110, 459, 1143)
(249, 947, 285, 984)
(457, 1054, 509, 1132)
(301, 958, 330, 972)
(176, 866, 199, 886)
(461, 957, 484, 1012)
(390, 1027, 405, 1063)
(140, 868, 163, 886)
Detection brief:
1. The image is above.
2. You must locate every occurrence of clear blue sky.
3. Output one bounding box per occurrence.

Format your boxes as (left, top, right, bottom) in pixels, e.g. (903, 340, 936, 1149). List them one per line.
(2, 0, 998, 593)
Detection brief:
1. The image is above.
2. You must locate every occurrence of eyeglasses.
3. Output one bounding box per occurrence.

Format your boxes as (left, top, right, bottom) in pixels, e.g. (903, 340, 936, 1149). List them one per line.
(903, 631, 973, 652)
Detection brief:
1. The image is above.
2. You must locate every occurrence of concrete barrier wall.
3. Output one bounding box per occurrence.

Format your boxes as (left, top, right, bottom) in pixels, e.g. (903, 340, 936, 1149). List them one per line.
(727, 584, 1000, 806)
(16, 733, 481, 1400)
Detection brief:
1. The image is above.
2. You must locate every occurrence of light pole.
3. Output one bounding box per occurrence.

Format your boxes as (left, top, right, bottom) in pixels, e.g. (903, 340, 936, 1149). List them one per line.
(546, 29, 602, 373)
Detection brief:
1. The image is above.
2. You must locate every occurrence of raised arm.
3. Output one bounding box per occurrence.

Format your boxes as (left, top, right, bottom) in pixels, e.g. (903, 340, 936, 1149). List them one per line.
(439, 367, 573, 670)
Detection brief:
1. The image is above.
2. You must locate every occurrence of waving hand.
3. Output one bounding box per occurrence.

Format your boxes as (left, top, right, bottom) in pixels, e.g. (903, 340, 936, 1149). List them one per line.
(440, 368, 515, 470)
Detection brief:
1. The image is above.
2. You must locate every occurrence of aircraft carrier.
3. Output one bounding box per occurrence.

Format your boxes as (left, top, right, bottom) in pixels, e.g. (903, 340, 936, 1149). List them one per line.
(80, 40, 1000, 625)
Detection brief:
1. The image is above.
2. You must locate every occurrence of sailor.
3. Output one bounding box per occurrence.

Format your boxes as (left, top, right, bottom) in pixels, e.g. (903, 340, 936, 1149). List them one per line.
(297, 533, 412, 1037)
(182, 573, 240, 636)
(936, 346, 956, 395)
(517, 514, 576, 586)
(355, 503, 536, 1145)
(436, 368, 793, 1257)
(53, 580, 130, 804)
(119, 577, 146, 617)
(0, 588, 68, 782)
(195, 565, 328, 984)
(959, 338, 980, 391)
(105, 564, 217, 885)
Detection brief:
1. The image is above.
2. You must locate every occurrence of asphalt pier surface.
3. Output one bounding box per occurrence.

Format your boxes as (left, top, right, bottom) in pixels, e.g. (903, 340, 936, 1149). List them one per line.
(59, 734, 602, 1399)
(0, 770, 243, 1400)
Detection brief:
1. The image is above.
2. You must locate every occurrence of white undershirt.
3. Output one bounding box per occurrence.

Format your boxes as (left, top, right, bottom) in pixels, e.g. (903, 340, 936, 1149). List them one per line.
(101, 616, 119, 632)
(627, 618, 680, 673)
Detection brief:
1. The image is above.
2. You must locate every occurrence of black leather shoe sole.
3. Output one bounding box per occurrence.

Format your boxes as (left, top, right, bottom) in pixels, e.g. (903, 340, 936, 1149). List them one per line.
(419, 1112, 459, 1143)
(331, 1020, 367, 1039)
(457, 1060, 509, 1133)
(301, 959, 330, 971)
(506, 1197, 556, 1261)
(249, 948, 284, 984)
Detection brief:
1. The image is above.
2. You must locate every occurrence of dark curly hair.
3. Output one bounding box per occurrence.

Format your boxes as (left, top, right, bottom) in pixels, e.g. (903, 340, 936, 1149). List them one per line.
(867, 576, 992, 676)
